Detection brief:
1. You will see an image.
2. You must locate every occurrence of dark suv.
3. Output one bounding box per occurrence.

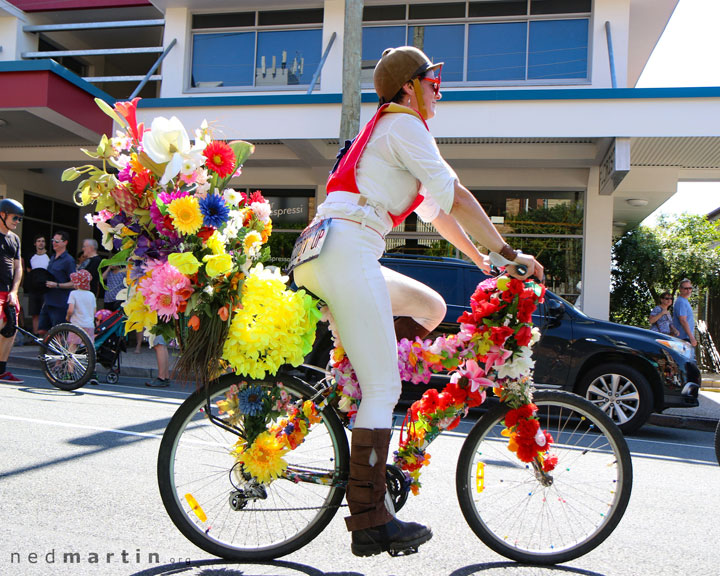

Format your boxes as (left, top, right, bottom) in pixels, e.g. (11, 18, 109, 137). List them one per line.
(372, 254, 700, 434)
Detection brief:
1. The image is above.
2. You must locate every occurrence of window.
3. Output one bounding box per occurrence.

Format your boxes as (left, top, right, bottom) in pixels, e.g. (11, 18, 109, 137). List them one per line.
(362, 1, 590, 86)
(191, 9, 323, 90)
(22, 192, 80, 260)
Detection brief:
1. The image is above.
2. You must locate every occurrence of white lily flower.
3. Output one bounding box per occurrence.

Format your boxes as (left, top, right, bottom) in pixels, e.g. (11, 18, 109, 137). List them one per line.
(142, 116, 207, 185)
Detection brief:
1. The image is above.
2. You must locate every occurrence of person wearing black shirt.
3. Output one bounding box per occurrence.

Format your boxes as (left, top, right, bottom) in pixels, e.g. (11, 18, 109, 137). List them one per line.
(39, 230, 76, 335)
(0, 198, 25, 384)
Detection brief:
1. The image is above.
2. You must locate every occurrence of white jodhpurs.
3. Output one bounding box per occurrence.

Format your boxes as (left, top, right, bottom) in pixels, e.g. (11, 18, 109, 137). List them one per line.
(293, 218, 445, 429)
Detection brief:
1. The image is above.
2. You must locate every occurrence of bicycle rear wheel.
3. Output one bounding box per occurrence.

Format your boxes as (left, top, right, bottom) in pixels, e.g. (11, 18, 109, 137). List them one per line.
(40, 323, 96, 391)
(157, 373, 349, 561)
(456, 390, 632, 565)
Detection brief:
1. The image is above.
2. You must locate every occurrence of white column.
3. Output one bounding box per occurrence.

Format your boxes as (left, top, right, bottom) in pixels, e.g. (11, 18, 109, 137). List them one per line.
(321, 0, 345, 93)
(159, 7, 189, 98)
(581, 166, 613, 320)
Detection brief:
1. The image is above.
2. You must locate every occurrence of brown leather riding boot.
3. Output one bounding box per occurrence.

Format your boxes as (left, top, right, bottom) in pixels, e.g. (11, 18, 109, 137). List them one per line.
(394, 317, 431, 343)
(345, 428, 432, 557)
(345, 428, 393, 532)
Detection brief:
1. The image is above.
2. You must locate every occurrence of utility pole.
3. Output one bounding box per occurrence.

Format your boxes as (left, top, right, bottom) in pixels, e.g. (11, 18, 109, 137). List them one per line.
(339, 0, 364, 142)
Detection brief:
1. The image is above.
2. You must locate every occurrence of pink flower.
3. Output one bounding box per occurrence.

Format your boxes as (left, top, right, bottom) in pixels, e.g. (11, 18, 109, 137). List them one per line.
(484, 345, 512, 375)
(452, 359, 494, 393)
(138, 261, 193, 320)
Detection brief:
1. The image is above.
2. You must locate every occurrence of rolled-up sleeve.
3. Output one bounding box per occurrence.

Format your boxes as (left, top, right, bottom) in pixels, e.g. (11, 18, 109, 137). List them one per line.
(386, 115, 457, 215)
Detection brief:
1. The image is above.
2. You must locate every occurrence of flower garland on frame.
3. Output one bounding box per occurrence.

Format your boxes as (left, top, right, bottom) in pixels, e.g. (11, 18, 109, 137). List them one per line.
(64, 98, 320, 384)
(328, 275, 557, 494)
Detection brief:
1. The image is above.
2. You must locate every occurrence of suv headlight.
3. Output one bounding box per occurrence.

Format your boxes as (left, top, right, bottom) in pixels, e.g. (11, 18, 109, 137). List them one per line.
(656, 338, 693, 358)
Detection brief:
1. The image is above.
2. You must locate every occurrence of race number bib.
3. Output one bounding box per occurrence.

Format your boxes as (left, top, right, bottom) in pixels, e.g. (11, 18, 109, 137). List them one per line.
(287, 219, 331, 273)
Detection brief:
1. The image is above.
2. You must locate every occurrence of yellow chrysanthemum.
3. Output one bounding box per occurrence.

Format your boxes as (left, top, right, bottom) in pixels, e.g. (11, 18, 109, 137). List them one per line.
(243, 230, 262, 256)
(168, 195, 203, 235)
(203, 252, 233, 277)
(238, 431, 288, 484)
(206, 230, 225, 255)
(222, 265, 321, 379)
(168, 252, 201, 275)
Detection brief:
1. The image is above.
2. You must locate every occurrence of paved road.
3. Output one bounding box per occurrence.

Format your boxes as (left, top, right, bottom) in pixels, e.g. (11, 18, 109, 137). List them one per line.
(1, 367, 718, 576)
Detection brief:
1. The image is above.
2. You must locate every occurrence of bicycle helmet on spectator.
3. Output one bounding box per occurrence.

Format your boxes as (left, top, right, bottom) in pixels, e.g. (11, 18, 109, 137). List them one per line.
(373, 46, 442, 119)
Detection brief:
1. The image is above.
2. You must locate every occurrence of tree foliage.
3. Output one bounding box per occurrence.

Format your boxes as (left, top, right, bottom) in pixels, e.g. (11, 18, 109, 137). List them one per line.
(611, 214, 720, 326)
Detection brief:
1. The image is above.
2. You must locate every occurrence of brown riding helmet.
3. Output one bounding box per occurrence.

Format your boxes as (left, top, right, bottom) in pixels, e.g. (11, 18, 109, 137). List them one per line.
(373, 46, 443, 105)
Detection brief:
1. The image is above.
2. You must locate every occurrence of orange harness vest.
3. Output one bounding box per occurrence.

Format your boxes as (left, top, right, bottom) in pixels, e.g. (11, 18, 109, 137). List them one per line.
(326, 103, 430, 227)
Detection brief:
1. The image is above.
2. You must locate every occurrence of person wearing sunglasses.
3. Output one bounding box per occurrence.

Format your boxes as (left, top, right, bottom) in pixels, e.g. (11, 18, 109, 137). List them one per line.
(673, 279, 697, 352)
(648, 292, 679, 336)
(38, 230, 76, 337)
(292, 46, 543, 558)
(0, 198, 25, 383)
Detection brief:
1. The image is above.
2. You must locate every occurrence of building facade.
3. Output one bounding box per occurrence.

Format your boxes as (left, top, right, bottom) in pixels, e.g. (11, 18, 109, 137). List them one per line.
(2, 0, 720, 319)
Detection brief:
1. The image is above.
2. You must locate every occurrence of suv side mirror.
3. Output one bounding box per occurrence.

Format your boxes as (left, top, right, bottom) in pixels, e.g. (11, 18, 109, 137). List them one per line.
(546, 299, 566, 325)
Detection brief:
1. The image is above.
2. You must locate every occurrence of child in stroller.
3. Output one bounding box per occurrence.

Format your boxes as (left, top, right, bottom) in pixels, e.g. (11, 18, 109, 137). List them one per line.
(94, 309, 127, 384)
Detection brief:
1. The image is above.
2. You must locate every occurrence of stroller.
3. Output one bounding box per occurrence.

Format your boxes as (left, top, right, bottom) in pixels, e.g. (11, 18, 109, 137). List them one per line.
(94, 309, 127, 384)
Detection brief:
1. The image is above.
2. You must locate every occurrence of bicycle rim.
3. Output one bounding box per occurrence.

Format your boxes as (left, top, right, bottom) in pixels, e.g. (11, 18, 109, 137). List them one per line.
(41, 323, 95, 390)
(158, 373, 349, 561)
(456, 390, 632, 564)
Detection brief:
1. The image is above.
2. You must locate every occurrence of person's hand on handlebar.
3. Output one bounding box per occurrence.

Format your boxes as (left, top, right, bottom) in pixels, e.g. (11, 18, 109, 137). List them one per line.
(512, 252, 544, 282)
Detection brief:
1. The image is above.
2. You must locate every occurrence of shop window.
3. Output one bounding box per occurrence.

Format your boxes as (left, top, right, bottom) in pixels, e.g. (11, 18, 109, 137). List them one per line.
(21, 192, 80, 260)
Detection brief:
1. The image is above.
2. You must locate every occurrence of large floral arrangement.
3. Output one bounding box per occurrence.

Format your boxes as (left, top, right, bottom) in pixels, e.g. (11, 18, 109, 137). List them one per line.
(327, 275, 556, 494)
(63, 98, 320, 384)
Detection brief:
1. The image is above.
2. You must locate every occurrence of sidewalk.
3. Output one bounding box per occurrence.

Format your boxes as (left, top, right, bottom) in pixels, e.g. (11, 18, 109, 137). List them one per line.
(9, 335, 178, 381)
(9, 335, 720, 431)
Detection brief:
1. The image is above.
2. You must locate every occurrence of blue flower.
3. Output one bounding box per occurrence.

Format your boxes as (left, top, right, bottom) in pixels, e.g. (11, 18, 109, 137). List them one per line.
(238, 385, 264, 416)
(199, 193, 230, 229)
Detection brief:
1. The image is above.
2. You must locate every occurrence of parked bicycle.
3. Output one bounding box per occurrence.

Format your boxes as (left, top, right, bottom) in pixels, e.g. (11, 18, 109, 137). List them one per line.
(157, 276, 633, 565)
(15, 323, 95, 390)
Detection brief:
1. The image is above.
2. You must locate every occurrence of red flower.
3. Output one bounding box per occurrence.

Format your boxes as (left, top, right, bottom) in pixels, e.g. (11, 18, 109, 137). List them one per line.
(437, 391, 455, 411)
(504, 403, 537, 428)
(542, 454, 558, 472)
(446, 415, 462, 430)
(515, 325, 533, 347)
(445, 381, 467, 405)
(517, 298, 536, 323)
(516, 444, 537, 462)
(242, 190, 266, 205)
(203, 141, 236, 177)
(114, 97, 143, 142)
(507, 278, 525, 295)
(418, 389, 440, 414)
(197, 226, 215, 241)
(465, 387, 486, 407)
(473, 299, 502, 320)
(516, 417, 540, 440)
(489, 325, 514, 347)
(130, 170, 155, 199)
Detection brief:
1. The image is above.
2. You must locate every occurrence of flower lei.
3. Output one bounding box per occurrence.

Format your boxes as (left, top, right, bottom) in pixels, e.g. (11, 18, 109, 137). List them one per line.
(328, 276, 557, 494)
(64, 98, 320, 383)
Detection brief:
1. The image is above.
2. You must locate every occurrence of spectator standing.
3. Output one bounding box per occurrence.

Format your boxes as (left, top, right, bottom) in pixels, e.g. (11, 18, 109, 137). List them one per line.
(648, 292, 679, 336)
(24, 234, 51, 335)
(39, 230, 76, 335)
(66, 269, 96, 343)
(101, 265, 125, 312)
(0, 198, 25, 384)
(79, 239, 103, 297)
(673, 279, 697, 352)
(145, 334, 170, 388)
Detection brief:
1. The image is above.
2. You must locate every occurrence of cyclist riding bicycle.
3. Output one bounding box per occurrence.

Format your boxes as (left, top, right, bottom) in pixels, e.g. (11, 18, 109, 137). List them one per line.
(292, 46, 543, 558)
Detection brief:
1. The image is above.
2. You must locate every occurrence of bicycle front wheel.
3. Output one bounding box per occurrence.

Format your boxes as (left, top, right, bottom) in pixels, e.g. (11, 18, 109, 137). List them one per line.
(714, 420, 720, 466)
(157, 373, 349, 561)
(40, 323, 96, 391)
(456, 390, 632, 565)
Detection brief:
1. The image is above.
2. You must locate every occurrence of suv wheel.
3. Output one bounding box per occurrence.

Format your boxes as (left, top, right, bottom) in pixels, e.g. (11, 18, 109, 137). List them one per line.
(577, 363, 653, 434)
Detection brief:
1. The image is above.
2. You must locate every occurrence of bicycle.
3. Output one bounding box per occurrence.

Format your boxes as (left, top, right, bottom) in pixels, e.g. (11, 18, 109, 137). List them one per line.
(157, 275, 633, 565)
(14, 322, 96, 390)
(715, 419, 720, 466)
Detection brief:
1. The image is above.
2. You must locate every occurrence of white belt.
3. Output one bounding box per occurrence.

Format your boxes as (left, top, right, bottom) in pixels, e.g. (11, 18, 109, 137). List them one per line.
(322, 191, 392, 235)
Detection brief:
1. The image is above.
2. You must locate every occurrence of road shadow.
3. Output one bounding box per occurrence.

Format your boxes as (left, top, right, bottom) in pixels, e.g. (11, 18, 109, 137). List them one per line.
(131, 558, 363, 576)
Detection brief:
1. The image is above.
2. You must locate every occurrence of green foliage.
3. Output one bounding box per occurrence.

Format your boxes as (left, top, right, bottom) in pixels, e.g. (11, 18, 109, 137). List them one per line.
(611, 214, 720, 326)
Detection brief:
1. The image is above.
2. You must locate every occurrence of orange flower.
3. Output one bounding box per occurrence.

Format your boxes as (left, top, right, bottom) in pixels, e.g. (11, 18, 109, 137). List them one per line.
(187, 315, 200, 331)
(219, 306, 229, 322)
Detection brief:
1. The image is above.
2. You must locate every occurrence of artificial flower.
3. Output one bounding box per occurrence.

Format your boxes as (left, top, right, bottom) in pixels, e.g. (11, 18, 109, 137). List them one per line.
(237, 385, 264, 416)
(203, 141, 236, 177)
(199, 193, 230, 228)
(203, 252, 234, 277)
(238, 431, 288, 484)
(168, 195, 204, 235)
(168, 252, 201, 275)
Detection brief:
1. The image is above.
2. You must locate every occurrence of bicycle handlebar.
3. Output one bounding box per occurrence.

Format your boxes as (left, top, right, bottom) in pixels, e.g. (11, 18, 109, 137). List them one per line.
(488, 251, 528, 278)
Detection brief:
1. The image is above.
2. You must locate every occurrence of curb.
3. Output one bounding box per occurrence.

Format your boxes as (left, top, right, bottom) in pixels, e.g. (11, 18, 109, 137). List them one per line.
(649, 413, 718, 432)
(10, 347, 157, 379)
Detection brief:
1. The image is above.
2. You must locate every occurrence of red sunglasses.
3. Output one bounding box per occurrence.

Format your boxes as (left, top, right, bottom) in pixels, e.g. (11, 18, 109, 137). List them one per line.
(420, 75, 442, 97)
